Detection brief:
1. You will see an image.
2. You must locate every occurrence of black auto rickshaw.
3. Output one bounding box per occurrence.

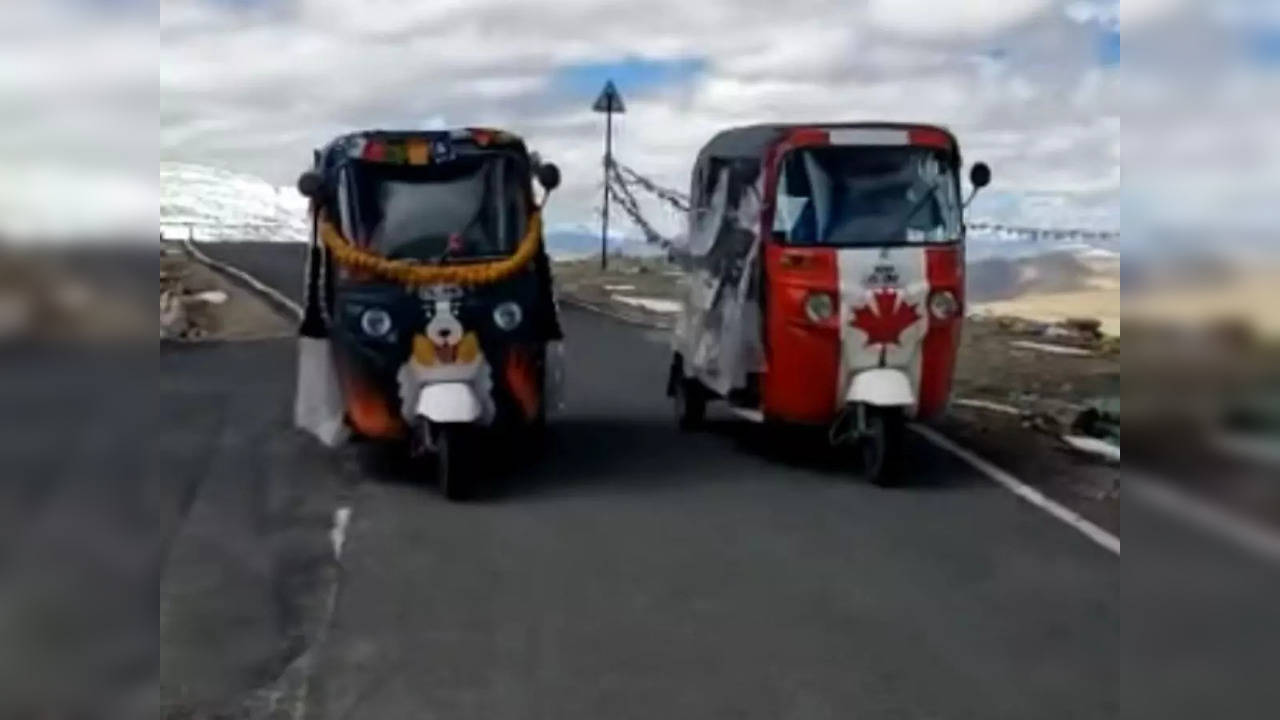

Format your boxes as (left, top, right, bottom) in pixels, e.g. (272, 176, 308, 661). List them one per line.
(294, 128, 564, 499)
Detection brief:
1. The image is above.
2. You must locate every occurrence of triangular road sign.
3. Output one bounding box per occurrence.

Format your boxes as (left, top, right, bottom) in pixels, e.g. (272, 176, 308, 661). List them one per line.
(592, 80, 626, 113)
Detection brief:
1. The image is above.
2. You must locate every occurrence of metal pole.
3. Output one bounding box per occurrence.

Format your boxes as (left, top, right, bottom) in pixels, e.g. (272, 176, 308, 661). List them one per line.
(601, 108, 612, 271)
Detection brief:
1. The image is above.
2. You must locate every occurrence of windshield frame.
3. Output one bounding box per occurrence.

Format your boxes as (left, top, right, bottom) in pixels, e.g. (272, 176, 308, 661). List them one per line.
(768, 143, 964, 249)
(336, 147, 533, 262)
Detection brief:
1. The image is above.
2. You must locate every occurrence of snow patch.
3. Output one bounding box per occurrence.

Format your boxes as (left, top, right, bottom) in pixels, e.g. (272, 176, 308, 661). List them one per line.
(612, 295, 682, 314)
(161, 162, 308, 242)
(1061, 435, 1121, 463)
(1009, 340, 1094, 357)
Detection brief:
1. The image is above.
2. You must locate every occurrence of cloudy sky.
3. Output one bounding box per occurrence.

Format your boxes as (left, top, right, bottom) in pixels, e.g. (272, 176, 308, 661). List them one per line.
(154, 0, 1134, 234)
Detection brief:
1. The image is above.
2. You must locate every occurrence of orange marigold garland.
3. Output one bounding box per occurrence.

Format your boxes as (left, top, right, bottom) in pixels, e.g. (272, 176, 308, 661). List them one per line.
(318, 211, 543, 287)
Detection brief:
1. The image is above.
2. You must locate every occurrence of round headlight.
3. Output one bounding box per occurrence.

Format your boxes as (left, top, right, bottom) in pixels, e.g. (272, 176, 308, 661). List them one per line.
(928, 290, 960, 320)
(493, 301, 523, 331)
(360, 308, 393, 337)
(803, 292, 835, 323)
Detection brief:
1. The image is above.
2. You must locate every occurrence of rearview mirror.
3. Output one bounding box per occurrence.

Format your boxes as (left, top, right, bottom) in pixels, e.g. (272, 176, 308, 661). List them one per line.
(969, 162, 991, 190)
(297, 170, 324, 199)
(536, 163, 561, 192)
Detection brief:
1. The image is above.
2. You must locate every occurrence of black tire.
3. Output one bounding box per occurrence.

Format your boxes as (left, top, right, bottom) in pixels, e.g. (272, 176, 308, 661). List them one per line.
(435, 425, 471, 501)
(861, 408, 907, 487)
(675, 378, 707, 431)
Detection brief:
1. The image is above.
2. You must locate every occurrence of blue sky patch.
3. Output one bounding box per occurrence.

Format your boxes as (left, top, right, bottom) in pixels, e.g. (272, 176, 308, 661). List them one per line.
(1097, 30, 1120, 67)
(551, 56, 707, 98)
(1247, 29, 1280, 67)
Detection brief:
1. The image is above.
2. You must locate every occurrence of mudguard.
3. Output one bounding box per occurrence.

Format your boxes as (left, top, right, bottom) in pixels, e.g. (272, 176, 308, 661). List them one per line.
(845, 368, 916, 408)
(415, 383, 484, 423)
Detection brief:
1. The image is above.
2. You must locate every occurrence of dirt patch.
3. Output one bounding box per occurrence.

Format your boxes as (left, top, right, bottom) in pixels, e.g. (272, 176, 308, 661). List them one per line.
(161, 243, 293, 342)
(953, 316, 1119, 420)
(555, 256, 683, 328)
(0, 247, 152, 342)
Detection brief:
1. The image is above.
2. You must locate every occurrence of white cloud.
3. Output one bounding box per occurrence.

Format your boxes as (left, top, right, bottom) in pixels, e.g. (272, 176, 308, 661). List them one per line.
(1063, 1, 1118, 27)
(867, 0, 1053, 39)
(0, 3, 153, 240)
(1122, 0, 1188, 27)
(150, 0, 1117, 236)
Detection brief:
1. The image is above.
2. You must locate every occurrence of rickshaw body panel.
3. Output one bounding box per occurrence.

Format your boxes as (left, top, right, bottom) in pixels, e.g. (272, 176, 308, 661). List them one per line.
(330, 271, 551, 439)
(683, 122, 966, 426)
(306, 128, 560, 442)
(760, 243, 840, 424)
(759, 243, 962, 424)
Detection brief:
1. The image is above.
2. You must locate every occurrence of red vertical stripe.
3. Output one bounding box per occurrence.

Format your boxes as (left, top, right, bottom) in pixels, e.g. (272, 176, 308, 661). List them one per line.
(762, 244, 841, 423)
(917, 246, 963, 419)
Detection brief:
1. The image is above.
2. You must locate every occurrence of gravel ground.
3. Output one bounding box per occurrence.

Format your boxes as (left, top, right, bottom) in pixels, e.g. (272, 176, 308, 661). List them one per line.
(161, 244, 293, 342)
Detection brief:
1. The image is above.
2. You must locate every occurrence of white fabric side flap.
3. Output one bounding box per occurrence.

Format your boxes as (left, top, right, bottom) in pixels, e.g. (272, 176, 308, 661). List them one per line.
(294, 337, 350, 447)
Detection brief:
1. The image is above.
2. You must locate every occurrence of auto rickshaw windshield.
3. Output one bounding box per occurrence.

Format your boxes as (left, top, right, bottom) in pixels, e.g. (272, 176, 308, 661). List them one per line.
(774, 146, 961, 247)
(338, 153, 529, 260)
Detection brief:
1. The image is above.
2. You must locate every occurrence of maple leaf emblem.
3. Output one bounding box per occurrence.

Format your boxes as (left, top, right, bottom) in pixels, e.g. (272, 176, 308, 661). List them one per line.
(850, 288, 921, 346)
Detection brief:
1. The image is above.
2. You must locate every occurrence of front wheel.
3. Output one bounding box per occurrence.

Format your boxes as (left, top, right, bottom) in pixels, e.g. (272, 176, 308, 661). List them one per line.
(859, 407, 907, 487)
(674, 377, 707, 431)
(434, 425, 471, 501)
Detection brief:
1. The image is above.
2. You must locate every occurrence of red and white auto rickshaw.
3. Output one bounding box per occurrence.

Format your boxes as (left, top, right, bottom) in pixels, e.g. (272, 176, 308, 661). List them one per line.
(669, 123, 990, 484)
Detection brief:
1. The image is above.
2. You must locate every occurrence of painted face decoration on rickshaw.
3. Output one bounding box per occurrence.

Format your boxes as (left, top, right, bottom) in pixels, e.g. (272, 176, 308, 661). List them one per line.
(412, 286, 481, 367)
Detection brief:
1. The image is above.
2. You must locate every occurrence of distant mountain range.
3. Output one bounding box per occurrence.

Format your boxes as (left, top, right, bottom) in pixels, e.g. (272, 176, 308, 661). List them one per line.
(159, 162, 661, 257)
(160, 162, 1114, 261)
(539, 223, 666, 259)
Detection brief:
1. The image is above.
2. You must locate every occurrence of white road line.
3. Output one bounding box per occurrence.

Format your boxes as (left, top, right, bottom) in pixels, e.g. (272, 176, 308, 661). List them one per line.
(911, 423, 1121, 556)
(291, 504, 353, 720)
(330, 506, 352, 559)
(182, 238, 303, 320)
(1129, 474, 1280, 564)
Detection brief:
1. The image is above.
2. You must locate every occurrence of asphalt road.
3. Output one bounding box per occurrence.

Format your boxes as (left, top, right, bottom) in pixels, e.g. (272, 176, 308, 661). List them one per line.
(188, 242, 1119, 719)
(166, 242, 1279, 720)
(156, 337, 349, 718)
(195, 241, 308, 309)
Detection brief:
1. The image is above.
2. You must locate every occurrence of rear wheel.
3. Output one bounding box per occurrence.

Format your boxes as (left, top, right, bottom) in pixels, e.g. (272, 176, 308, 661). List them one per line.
(674, 378, 706, 431)
(860, 407, 907, 487)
